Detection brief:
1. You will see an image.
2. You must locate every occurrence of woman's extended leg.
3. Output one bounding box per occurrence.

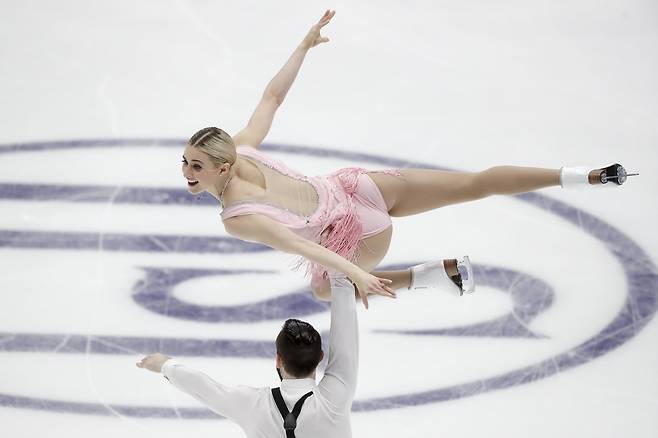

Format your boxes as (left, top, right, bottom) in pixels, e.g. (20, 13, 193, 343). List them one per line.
(369, 167, 560, 217)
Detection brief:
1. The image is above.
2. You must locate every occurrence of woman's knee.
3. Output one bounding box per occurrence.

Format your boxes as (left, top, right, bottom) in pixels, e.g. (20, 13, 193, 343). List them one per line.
(476, 166, 519, 196)
(356, 227, 392, 270)
(471, 168, 500, 198)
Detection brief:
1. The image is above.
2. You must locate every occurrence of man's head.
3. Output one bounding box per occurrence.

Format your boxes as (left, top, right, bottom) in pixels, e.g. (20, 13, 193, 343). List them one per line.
(275, 319, 324, 379)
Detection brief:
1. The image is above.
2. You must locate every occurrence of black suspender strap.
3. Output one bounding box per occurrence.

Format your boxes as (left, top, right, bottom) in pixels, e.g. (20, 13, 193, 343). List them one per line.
(271, 387, 314, 438)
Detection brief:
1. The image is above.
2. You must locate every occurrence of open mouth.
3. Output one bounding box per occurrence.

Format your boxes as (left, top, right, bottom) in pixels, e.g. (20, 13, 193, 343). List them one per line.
(187, 180, 199, 187)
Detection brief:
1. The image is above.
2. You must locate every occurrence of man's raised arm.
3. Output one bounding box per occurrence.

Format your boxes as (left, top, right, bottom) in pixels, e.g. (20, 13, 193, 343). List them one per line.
(317, 277, 359, 411)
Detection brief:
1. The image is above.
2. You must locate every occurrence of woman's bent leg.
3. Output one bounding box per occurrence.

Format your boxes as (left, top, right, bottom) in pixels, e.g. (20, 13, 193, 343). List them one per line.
(310, 227, 461, 299)
(311, 226, 395, 300)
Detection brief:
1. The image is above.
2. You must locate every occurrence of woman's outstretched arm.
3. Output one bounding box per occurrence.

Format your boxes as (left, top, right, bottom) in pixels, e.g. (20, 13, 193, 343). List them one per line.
(232, 10, 335, 148)
(223, 213, 394, 309)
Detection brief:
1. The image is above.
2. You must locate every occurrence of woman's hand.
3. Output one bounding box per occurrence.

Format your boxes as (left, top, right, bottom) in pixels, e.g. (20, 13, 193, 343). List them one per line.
(136, 353, 171, 373)
(300, 10, 335, 50)
(350, 271, 396, 309)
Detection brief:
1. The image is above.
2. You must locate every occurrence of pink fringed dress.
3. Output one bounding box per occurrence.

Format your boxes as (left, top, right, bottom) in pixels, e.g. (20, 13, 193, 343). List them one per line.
(221, 146, 401, 284)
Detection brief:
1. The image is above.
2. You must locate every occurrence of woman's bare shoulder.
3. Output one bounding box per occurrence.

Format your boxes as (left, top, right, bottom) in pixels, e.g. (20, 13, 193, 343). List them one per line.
(223, 214, 272, 240)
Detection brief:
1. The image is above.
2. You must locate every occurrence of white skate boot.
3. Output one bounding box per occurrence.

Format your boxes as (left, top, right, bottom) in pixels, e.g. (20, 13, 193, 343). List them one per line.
(560, 163, 638, 188)
(409, 256, 475, 296)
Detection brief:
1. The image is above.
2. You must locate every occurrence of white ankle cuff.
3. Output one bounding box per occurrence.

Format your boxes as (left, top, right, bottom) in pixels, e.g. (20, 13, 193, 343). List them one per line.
(560, 166, 590, 188)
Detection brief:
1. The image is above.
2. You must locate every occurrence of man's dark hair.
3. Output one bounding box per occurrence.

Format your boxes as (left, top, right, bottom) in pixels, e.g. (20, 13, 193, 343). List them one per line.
(276, 318, 322, 377)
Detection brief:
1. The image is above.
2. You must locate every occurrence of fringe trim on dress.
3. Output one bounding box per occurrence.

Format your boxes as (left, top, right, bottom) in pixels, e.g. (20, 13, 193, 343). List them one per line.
(294, 167, 402, 284)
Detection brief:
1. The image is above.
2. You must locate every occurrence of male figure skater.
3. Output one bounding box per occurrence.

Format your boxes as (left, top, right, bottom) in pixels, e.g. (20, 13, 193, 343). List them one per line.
(137, 276, 363, 437)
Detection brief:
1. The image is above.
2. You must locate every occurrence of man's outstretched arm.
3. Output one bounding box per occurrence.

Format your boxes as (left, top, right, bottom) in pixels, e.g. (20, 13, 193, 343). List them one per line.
(137, 353, 256, 423)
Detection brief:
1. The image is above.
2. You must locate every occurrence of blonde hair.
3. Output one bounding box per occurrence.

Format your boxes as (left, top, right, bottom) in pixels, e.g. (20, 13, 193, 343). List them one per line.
(188, 127, 237, 166)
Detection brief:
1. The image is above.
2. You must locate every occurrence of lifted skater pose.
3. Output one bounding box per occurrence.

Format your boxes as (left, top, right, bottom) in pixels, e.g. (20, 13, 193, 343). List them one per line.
(181, 10, 636, 308)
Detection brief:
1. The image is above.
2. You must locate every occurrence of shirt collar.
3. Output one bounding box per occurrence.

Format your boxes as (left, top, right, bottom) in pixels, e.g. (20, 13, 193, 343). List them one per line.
(280, 377, 316, 391)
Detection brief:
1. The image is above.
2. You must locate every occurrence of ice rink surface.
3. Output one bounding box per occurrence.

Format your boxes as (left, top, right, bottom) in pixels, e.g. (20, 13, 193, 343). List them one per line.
(1, 1, 657, 437)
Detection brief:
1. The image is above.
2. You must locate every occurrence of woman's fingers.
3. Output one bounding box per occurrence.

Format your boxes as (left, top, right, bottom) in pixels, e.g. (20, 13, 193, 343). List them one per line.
(379, 278, 395, 294)
(366, 280, 395, 299)
(318, 10, 335, 27)
(359, 288, 369, 309)
(378, 278, 396, 298)
(355, 276, 396, 308)
(321, 9, 333, 20)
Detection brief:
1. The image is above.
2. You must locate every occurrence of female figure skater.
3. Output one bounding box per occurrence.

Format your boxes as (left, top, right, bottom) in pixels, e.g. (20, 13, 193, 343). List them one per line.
(182, 10, 635, 308)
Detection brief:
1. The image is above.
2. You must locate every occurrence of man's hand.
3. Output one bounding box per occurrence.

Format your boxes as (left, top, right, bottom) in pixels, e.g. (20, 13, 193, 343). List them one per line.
(300, 10, 335, 50)
(136, 353, 171, 373)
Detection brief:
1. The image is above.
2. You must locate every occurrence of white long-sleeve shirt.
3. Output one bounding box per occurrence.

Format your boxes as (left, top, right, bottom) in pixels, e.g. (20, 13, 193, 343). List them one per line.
(162, 277, 358, 438)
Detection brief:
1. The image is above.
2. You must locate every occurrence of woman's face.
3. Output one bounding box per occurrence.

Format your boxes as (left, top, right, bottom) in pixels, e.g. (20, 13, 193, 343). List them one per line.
(181, 144, 224, 194)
